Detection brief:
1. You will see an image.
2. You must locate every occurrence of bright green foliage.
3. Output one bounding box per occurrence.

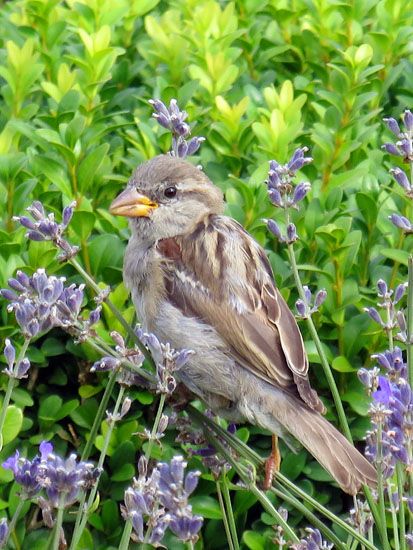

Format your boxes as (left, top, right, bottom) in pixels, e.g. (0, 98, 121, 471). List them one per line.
(0, 0, 412, 548)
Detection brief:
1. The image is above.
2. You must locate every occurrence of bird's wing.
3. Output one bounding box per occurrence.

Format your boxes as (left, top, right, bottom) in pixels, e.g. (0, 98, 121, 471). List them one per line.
(157, 215, 325, 413)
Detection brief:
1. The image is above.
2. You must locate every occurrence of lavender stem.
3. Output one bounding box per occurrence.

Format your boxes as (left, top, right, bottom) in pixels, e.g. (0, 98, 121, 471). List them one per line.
(70, 386, 126, 549)
(118, 519, 132, 550)
(51, 494, 65, 550)
(215, 480, 235, 550)
(144, 393, 166, 461)
(221, 473, 239, 550)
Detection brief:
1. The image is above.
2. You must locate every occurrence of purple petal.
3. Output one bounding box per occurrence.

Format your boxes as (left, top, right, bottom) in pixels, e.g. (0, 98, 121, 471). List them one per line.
(404, 110, 413, 131)
(382, 143, 401, 156)
(384, 117, 401, 136)
(4, 339, 15, 368)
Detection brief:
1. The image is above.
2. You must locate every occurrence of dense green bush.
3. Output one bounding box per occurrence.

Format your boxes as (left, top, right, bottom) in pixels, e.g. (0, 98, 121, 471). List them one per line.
(0, 0, 413, 548)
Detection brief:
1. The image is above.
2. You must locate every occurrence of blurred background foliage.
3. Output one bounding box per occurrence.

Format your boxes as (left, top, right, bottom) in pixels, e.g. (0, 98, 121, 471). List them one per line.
(0, 0, 413, 548)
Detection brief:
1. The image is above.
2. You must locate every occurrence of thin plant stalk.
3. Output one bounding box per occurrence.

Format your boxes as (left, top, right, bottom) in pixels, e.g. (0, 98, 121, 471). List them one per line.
(118, 520, 133, 550)
(144, 393, 166, 460)
(396, 463, 406, 550)
(216, 480, 235, 550)
(283, 215, 352, 442)
(221, 473, 239, 550)
(376, 422, 391, 550)
(70, 386, 126, 550)
(386, 480, 400, 550)
(3, 499, 25, 548)
(51, 495, 65, 550)
(81, 367, 118, 461)
(187, 405, 377, 549)
(197, 420, 299, 542)
(270, 484, 346, 549)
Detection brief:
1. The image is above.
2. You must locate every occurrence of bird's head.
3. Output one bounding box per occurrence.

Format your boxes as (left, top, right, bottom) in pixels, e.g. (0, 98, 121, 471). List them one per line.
(110, 155, 224, 244)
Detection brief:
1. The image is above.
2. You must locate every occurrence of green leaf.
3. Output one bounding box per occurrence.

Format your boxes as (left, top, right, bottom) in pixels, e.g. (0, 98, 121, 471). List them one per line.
(380, 248, 410, 266)
(71, 211, 96, 241)
(77, 144, 109, 192)
(111, 463, 135, 481)
(242, 531, 265, 550)
(11, 387, 34, 407)
(2, 405, 23, 445)
(39, 395, 62, 424)
(191, 496, 222, 519)
(331, 356, 356, 373)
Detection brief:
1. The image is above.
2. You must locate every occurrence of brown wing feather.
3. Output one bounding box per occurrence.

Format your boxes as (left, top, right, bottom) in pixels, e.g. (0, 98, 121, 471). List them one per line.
(158, 214, 325, 413)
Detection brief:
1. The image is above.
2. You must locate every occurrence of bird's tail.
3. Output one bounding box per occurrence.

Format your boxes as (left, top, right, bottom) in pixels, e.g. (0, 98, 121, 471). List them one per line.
(249, 388, 377, 495)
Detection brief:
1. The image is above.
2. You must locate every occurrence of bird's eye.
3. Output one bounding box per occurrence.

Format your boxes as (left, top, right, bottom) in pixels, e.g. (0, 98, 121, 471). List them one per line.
(164, 186, 177, 198)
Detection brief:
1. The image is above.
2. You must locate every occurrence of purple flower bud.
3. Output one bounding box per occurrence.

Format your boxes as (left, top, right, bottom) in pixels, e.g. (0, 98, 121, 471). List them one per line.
(138, 455, 147, 477)
(27, 201, 45, 220)
(394, 283, 407, 304)
(175, 349, 194, 370)
(404, 110, 413, 131)
(295, 299, 307, 317)
(377, 279, 388, 297)
(406, 534, 413, 549)
(303, 285, 312, 305)
(149, 99, 170, 119)
(8, 278, 26, 292)
(4, 339, 15, 368)
(292, 182, 311, 204)
(382, 143, 401, 156)
(120, 397, 132, 418)
(397, 310, 407, 333)
(88, 306, 101, 326)
(91, 356, 120, 372)
(177, 140, 188, 158)
(186, 137, 205, 156)
(16, 270, 30, 288)
(268, 188, 284, 207)
(390, 168, 411, 191)
(384, 117, 402, 136)
(27, 230, 46, 241)
(157, 414, 169, 435)
(174, 121, 190, 137)
(407, 497, 413, 514)
(1, 288, 18, 301)
(62, 204, 74, 227)
(286, 223, 298, 243)
(15, 358, 30, 379)
(18, 216, 36, 230)
(389, 214, 413, 232)
(110, 331, 125, 349)
(39, 441, 53, 458)
(0, 518, 8, 546)
(314, 289, 327, 308)
(364, 307, 383, 325)
(27, 318, 40, 337)
(153, 112, 171, 129)
(266, 219, 283, 241)
(38, 219, 58, 238)
(358, 368, 371, 387)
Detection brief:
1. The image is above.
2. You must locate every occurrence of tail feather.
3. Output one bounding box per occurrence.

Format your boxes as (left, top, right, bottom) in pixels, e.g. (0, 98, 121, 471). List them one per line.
(250, 388, 377, 495)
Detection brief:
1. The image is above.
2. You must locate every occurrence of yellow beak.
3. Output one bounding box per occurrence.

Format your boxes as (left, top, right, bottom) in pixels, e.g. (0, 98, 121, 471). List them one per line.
(109, 188, 158, 218)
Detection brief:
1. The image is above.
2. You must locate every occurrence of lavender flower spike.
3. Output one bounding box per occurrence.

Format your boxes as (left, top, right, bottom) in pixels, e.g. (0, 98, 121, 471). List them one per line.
(14, 201, 78, 261)
(149, 98, 204, 159)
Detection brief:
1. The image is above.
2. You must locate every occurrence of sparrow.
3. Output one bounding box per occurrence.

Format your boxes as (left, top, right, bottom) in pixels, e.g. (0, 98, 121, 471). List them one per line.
(109, 154, 376, 495)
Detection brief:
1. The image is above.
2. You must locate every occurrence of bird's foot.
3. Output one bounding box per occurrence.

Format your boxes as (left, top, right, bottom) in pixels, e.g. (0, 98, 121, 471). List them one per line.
(263, 434, 281, 490)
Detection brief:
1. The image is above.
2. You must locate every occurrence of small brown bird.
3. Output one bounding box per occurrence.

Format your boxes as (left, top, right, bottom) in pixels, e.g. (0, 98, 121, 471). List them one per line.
(110, 154, 376, 494)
